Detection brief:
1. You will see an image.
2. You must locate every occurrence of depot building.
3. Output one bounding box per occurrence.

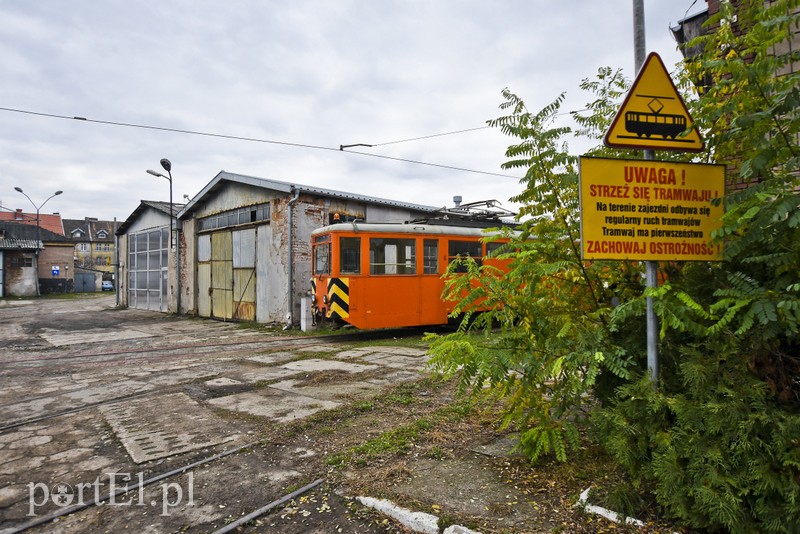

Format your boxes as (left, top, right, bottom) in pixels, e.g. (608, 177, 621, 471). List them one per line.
(116, 171, 436, 326)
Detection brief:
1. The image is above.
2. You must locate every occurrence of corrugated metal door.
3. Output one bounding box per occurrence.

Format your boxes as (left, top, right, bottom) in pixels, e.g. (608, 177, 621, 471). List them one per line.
(211, 231, 233, 320)
(232, 228, 256, 321)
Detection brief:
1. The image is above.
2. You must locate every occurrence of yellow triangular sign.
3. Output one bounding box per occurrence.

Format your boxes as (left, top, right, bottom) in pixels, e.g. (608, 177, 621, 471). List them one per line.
(604, 52, 704, 152)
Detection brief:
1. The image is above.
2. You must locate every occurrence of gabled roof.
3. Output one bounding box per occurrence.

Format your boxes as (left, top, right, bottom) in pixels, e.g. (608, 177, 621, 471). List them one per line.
(177, 171, 438, 220)
(0, 210, 64, 235)
(63, 218, 120, 242)
(116, 200, 186, 236)
(0, 221, 70, 249)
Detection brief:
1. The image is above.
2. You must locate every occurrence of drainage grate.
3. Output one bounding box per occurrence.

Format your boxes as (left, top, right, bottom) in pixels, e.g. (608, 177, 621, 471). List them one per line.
(100, 392, 239, 463)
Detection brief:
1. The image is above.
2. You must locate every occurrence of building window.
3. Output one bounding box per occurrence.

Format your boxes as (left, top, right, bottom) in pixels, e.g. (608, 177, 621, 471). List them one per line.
(370, 238, 416, 275)
(103, 243, 111, 252)
(79, 243, 88, 252)
(96, 243, 103, 251)
(198, 202, 270, 232)
(10, 257, 33, 267)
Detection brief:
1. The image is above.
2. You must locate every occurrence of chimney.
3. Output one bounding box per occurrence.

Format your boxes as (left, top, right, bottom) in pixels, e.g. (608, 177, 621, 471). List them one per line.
(15, 208, 23, 220)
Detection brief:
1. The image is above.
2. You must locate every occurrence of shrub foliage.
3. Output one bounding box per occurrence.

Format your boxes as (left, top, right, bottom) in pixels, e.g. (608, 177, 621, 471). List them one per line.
(427, 1, 800, 531)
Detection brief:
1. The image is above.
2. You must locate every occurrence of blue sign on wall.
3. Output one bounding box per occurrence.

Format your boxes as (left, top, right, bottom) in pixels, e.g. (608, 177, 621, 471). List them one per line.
(51, 265, 60, 276)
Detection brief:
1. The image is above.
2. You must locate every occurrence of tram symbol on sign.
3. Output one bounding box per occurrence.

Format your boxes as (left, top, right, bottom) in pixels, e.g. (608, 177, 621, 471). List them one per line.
(604, 52, 704, 152)
(623, 95, 686, 140)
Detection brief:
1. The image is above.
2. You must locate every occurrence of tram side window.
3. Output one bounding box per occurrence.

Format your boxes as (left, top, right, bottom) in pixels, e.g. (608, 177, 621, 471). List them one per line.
(370, 238, 416, 275)
(486, 241, 504, 257)
(340, 237, 361, 274)
(448, 240, 482, 273)
(423, 239, 438, 274)
(313, 236, 331, 275)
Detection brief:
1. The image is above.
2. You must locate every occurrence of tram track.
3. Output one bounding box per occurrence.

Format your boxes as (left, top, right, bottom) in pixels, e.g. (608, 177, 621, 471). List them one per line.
(0, 327, 424, 431)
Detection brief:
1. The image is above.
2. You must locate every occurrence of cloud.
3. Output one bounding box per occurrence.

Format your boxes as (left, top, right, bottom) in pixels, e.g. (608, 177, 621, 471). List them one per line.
(0, 0, 699, 221)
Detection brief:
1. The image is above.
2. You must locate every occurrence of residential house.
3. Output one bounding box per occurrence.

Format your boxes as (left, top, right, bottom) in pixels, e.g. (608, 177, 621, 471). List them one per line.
(63, 217, 119, 273)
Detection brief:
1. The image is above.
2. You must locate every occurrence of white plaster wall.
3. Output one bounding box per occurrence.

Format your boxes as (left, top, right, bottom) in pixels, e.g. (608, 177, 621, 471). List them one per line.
(125, 208, 171, 234)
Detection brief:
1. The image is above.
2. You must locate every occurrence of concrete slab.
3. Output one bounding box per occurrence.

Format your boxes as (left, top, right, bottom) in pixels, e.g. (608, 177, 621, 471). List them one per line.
(204, 377, 243, 387)
(100, 393, 240, 463)
(280, 358, 378, 374)
(38, 327, 153, 346)
(239, 367, 300, 384)
(268, 379, 383, 401)
(470, 433, 523, 458)
(208, 389, 339, 423)
(362, 354, 428, 371)
(296, 344, 343, 353)
(334, 347, 378, 360)
(246, 351, 302, 365)
(392, 454, 549, 531)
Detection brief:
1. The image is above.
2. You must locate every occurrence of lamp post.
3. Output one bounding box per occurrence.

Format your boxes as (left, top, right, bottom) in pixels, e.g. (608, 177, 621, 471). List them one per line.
(146, 158, 173, 248)
(13, 187, 63, 296)
(146, 159, 180, 315)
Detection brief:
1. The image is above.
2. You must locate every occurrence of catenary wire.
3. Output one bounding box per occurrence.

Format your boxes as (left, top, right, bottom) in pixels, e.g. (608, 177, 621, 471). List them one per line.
(0, 106, 521, 180)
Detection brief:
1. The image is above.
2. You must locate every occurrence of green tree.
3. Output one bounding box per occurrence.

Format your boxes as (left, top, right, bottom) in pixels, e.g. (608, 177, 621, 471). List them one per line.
(426, 74, 642, 462)
(428, 1, 800, 531)
(598, 1, 800, 531)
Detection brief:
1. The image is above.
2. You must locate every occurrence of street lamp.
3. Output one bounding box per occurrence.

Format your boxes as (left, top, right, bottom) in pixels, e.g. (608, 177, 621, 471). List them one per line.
(146, 158, 173, 248)
(146, 158, 180, 315)
(13, 187, 63, 296)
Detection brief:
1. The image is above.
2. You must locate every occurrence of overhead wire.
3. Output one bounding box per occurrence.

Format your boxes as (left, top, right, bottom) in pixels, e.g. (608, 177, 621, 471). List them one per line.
(0, 106, 521, 180)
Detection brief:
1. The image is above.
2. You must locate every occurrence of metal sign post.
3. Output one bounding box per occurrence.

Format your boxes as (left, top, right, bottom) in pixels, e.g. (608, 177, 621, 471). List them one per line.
(637, 1, 658, 383)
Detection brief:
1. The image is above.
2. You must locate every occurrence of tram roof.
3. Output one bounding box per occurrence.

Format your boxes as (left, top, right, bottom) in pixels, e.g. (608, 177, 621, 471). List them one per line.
(312, 221, 515, 238)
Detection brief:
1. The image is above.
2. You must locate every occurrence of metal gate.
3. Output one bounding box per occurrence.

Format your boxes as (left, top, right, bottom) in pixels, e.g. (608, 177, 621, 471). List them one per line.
(197, 228, 256, 321)
(74, 272, 96, 292)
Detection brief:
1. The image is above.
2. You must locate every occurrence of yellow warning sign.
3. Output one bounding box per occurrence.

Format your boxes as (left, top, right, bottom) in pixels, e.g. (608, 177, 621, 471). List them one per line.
(579, 156, 724, 261)
(604, 52, 704, 152)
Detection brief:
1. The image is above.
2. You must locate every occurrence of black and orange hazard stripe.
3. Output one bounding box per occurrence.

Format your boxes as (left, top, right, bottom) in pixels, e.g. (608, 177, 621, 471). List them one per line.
(326, 277, 350, 320)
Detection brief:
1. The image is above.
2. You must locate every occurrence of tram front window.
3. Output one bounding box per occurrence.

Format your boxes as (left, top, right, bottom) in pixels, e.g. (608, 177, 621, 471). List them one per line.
(313, 235, 331, 275)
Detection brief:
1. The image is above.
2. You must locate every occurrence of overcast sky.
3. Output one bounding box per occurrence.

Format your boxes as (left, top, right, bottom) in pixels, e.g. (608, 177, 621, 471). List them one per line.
(0, 1, 704, 223)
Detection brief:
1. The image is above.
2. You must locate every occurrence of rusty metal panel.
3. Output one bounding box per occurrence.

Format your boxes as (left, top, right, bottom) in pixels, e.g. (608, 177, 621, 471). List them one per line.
(232, 228, 255, 268)
(197, 234, 211, 262)
(233, 267, 256, 321)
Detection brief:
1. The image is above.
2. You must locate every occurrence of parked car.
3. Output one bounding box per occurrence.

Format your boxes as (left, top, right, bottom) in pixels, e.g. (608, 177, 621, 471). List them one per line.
(101, 281, 114, 291)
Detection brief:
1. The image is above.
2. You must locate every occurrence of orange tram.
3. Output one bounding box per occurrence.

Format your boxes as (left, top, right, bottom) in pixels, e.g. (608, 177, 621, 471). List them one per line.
(310, 214, 514, 330)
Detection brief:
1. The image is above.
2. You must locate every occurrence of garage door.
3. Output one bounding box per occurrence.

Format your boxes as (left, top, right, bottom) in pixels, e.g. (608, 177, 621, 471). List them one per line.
(128, 227, 168, 312)
(197, 228, 257, 321)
